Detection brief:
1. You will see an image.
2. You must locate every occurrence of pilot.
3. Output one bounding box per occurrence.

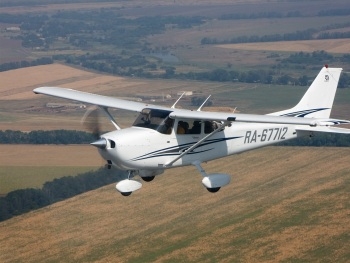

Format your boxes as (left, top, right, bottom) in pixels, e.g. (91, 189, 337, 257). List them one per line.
(177, 121, 189, 134)
(164, 118, 174, 134)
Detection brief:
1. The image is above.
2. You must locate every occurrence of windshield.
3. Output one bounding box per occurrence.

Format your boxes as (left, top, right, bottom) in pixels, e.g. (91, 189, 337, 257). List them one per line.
(132, 108, 173, 134)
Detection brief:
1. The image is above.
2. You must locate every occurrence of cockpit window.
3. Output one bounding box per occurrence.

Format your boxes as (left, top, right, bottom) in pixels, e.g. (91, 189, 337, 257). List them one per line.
(132, 108, 174, 134)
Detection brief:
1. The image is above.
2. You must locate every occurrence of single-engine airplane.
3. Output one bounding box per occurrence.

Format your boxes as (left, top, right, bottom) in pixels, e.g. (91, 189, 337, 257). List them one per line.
(34, 65, 350, 196)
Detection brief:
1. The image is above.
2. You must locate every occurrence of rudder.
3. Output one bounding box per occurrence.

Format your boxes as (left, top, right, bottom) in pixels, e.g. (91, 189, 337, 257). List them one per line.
(270, 66, 343, 118)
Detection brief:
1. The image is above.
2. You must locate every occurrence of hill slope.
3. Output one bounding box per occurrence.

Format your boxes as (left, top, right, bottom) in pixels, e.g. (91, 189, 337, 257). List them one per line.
(0, 147, 349, 262)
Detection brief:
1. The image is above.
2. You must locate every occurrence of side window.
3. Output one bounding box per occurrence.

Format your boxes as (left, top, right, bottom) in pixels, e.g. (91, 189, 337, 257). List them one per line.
(204, 121, 219, 134)
(176, 120, 201, 135)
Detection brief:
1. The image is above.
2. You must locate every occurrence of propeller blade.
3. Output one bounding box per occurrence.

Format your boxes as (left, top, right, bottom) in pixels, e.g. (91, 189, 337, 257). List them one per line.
(81, 106, 101, 139)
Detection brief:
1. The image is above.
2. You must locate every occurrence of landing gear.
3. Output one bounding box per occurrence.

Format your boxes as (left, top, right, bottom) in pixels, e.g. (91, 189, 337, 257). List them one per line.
(193, 161, 231, 194)
(116, 170, 142, 196)
(141, 176, 155, 182)
(206, 187, 220, 193)
(106, 160, 112, 169)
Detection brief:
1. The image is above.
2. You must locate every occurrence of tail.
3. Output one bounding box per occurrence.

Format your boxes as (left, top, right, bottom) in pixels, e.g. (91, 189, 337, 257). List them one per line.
(270, 66, 343, 118)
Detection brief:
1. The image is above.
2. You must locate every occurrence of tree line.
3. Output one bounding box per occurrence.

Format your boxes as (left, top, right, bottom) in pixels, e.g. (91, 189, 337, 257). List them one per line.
(0, 168, 126, 222)
(0, 130, 94, 144)
(201, 24, 350, 45)
(278, 133, 350, 147)
(2, 50, 350, 87)
(218, 9, 350, 21)
(53, 51, 350, 87)
(0, 57, 53, 72)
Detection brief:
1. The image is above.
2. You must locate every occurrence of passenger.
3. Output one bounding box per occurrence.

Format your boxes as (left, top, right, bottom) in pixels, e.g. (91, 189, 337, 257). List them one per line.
(190, 121, 201, 134)
(204, 121, 220, 133)
(182, 121, 189, 133)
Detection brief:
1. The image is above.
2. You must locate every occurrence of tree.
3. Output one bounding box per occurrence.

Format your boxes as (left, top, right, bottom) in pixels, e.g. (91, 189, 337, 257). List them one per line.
(298, 75, 309, 86)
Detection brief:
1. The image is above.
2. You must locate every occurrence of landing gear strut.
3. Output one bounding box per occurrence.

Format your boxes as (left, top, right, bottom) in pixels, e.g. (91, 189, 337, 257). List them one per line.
(115, 170, 142, 196)
(193, 161, 231, 193)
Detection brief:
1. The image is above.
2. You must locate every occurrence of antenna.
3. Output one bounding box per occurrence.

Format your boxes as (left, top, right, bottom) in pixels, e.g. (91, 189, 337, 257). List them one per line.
(197, 95, 211, 111)
(171, 92, 185, 108)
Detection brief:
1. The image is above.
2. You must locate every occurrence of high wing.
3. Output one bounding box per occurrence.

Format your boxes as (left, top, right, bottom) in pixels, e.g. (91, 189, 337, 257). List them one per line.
(34, 86, 350, 127)
(33, 86, 170, 113)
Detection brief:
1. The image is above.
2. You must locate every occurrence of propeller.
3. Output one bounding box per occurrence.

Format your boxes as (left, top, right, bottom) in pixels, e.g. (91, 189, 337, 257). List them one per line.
(81, 106, 102, 139)
(82, 106, 107, 149)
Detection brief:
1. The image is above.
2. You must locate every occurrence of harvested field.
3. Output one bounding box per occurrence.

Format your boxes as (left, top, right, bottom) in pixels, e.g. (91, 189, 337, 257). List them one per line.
(0, 146, 349, 262)
(0, 145, 102, 166)
(217, 39, 350, 54)
(0, 64, 128, 100)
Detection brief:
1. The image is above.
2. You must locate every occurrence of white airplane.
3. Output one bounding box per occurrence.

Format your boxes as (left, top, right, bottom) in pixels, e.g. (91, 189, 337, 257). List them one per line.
(34, 65, 350, 196)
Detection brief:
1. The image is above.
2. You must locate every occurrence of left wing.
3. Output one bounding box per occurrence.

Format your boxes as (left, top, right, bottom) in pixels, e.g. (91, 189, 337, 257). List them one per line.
(34, 87, 350, 128)
(33, 86, 169, 113)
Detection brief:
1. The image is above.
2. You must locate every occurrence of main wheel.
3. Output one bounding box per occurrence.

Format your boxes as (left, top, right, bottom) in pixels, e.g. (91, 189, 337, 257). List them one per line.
(206, 187, 220, 193)
(121, 192, 132, 196)
(141, 176, 155, 182)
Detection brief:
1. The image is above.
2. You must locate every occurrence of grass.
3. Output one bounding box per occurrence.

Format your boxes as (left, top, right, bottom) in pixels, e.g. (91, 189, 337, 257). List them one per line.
(0, 148, 349, 261)
(0, 166, 98, 195)
(0, 145, 103, 195)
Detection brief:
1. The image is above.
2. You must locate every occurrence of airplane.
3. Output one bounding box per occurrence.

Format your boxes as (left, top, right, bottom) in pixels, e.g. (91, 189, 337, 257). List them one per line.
(33, 65, 350, 196)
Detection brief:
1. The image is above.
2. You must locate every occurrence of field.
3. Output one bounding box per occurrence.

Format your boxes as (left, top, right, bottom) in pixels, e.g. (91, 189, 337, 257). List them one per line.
(2, 64, 350, 131)
(1, 63, 350, 195)
(0, 145, 102, 194)
(0, 146, 349, 262)
(217, 39, 350, 54)
(1, 1, 350, 261)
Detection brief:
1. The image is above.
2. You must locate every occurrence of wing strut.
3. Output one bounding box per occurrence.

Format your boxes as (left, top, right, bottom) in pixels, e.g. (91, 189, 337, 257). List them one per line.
(164, 121, 228, 167)
(101, 107, 121, 130)
(171, 92, 185, 109)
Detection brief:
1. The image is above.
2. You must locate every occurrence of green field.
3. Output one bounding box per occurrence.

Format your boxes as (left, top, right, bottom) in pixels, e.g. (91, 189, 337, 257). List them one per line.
(0, 166, 99, 195)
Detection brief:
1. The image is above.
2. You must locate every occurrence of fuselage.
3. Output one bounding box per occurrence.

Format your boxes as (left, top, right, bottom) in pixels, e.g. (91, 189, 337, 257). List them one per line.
(98, 120, 298, 171)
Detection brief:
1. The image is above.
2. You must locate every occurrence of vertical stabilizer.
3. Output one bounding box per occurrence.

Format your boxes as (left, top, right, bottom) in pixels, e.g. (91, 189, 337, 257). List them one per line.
(270, 66, 343, 118)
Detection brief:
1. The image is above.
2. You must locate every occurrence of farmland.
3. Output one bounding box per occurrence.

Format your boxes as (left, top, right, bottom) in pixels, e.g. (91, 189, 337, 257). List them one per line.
(0, 0, 349, 262)
(0, 145, 102, 194)
(0, 146, 349, 262)
(217, 39, 350, 54)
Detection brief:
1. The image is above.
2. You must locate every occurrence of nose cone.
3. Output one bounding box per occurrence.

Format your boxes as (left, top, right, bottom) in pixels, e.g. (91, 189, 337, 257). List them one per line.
(90, 138, 107, 149)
